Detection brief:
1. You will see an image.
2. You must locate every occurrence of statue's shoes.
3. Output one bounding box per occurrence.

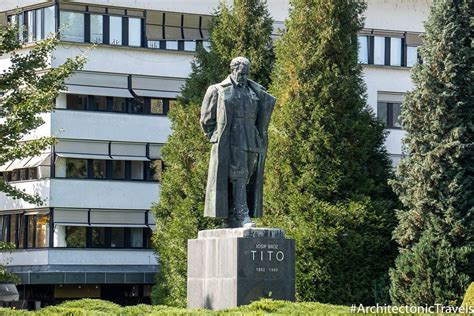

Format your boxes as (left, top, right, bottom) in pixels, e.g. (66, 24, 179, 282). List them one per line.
(223, 218, 240, 228)
(240, 216, 256, 228)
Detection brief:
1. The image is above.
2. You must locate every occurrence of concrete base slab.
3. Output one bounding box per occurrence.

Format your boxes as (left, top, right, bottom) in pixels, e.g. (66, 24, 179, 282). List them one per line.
(187, 227, 295, 310)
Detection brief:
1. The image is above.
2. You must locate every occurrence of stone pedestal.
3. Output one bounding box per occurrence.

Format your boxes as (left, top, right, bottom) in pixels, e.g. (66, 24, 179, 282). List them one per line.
(187, 227, 295, 310)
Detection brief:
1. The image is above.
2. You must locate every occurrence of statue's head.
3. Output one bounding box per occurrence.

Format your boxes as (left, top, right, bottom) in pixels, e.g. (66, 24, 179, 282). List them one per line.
(230, 57, 250, 85)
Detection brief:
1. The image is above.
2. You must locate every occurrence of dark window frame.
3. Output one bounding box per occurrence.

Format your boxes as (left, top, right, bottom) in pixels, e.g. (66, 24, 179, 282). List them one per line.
(8, 5, 56, 43)
(59, 225, 151, 249)
(0, 215, 10, 243)
(57, 9, 145, 48)
(65, 158, 88, 179)
(26, 214, 36, 249)
(66, 225, 87, 248)
(377, 101, 403, 130)
(34, 213, 50, 248)
(64, 93, 175, 116)
(58, 158, 154, 182)
(365, 35, 410, 68)
(84, 13, 91, 43)
(2, 167, 39, 183)
(66, 94, 88, 111)
(59, 10, 86, 43)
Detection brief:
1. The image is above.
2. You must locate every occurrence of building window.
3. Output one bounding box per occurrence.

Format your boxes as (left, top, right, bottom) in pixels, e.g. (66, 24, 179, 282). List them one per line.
(377, 102, 402, 129)
(407, 46, 418, 67)
(0, 214, 50, 248)
(184, 41, 196, 51)
(18, 215, 25, 248)
(93, 96, 107, 111)
(44, 6, 56, 37)
(131, 161, 144, 180)
(112, 97, 127, 112)
(130, 227, 143, 248)
(66, 226, 86, 248)
(150, 99, 164, 114)
(111, 227, 125, 248)
(112, 160, 126, 180)
(57, 158, 156, 182)
(91, 227, 106, 248)
(166, 41, 178, 50)
(60, 11, 85, 42)
(29, 168, 38, 180)
(373, 36, 385, 65)
(90, 14, 104, 44)
(359, 32, 422, 68)
(109, 16, 122, 45)
(35, 9, 43, 41)
(67, 94, 87, 110)
(19, 168, 28, 181)
(128, 18, 142, 47)
(27, 11, 35, 42)
(18, 13, 24, 42)
(11, 170, 20, 182)
(2, 171, 11, 182)
(64, 94, 176, 116)
(147, 41, 160, 49)
(92, 160, 106, 179)
(8, 15, 17, 26)
(2, 168, 39, 183)
(57, 226, 149, 248)
(358, 35, 369, 64)
(390, 37, 402, 66)
(36, 214, 49, 248)
(27, 216, 35, 248)
(66, 158, 87, 178)
(0, 216, 8, 243)
(130, 99, 145, 114)
(148, 98, 175, 115)
(9, 215, 17, 246)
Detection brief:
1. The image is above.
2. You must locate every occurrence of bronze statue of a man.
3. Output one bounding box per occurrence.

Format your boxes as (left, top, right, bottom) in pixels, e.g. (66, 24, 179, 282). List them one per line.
(200, 57, 276, 228)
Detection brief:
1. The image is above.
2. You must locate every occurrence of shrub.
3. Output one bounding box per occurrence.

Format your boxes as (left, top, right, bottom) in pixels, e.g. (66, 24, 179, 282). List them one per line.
(36, 299, 120, 315)
(0, 299, 351, 315)
(463, 283, 474, 307)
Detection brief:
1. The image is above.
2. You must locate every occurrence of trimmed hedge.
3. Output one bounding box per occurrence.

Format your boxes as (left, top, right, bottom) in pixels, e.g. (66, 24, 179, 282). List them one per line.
(0, 298, 350, 315)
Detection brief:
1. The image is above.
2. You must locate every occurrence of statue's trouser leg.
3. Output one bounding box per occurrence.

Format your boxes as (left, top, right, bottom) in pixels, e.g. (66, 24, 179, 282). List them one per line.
(229, 147, 259, 225)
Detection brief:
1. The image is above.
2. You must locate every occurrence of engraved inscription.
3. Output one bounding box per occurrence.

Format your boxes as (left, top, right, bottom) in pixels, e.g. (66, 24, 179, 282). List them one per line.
(251, 243, 285, 273)
(238, 238, 293, 279)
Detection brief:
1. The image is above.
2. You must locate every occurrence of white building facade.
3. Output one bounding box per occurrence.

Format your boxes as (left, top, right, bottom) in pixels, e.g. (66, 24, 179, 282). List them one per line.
(0, 0, 430, 308)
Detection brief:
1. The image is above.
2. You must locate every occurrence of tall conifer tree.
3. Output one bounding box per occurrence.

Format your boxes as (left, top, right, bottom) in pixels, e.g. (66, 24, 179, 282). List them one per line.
(389, 0, 473, 305)
(151, 0, 274, 306)
(261, 0, 398, 304)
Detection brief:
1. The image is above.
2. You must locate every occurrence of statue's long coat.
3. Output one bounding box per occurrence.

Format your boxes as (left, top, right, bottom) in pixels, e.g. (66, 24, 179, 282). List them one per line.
(200, 76, 276, 218)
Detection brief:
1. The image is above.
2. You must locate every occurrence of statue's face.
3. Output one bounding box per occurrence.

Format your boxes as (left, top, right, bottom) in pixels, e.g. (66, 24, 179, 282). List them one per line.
(231, 63, 249, 85)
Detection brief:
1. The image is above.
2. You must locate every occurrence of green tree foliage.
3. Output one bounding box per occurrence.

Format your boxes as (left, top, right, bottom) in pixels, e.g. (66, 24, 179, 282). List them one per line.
(389, 0, 473, 305)
(0, 241, 20, 283)
(0, 24, 84, 204)
(151, 0, 274, 307)
(260, 0, 398, 305)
